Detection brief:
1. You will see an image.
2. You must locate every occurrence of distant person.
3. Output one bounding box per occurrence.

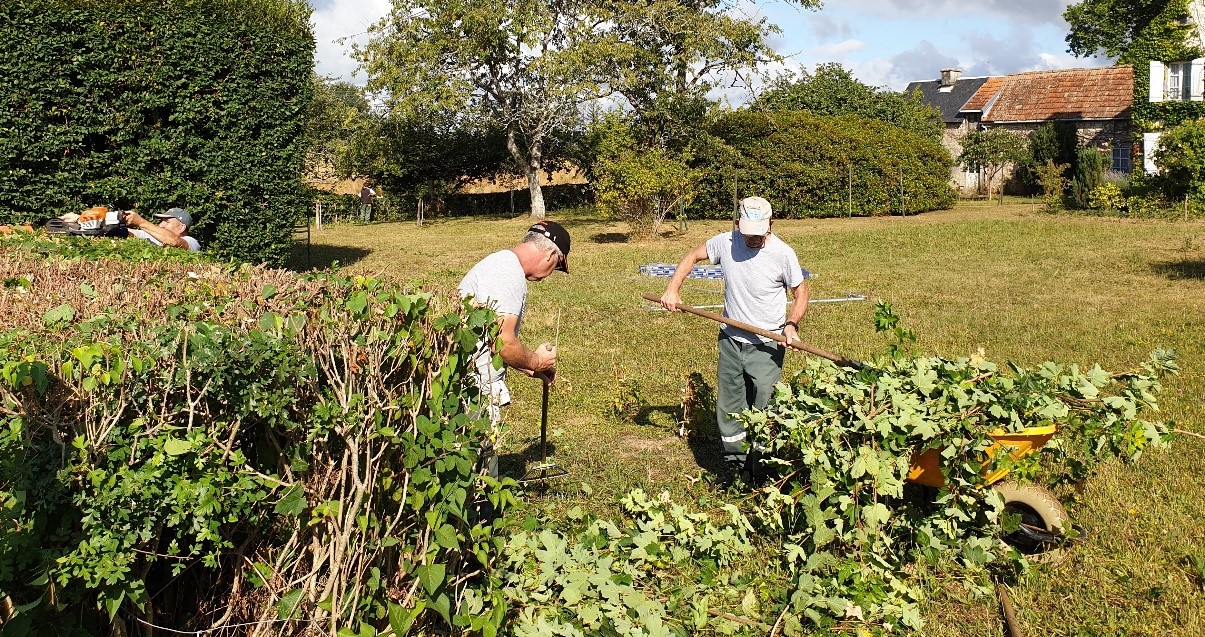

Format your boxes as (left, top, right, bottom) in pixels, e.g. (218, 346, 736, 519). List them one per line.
(458, 220, 571, 475)
(120, 207, 201, 251)
(660, 196, 807, 482)
(359, 183, 377, 221)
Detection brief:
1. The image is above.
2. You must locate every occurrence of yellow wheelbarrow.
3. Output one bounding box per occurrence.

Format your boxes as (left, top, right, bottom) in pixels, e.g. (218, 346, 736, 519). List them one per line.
(908, 424, 1069, 555)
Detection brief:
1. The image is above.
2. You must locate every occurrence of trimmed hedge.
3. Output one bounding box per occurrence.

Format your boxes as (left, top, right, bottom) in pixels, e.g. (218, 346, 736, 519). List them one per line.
(0, 0, 314, 266)
(690, 111, 956, 218)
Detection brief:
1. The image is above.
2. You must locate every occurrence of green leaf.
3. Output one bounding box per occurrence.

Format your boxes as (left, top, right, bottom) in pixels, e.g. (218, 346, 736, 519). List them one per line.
(163, 438, 193, 456)
(434, 524, 458, 549)
(274, 484, 306, 516)
(277, 588, 305, 620)
(43, 304, 75, 327)
(414, 563, 446, 596)
(388, 601, 424, 635)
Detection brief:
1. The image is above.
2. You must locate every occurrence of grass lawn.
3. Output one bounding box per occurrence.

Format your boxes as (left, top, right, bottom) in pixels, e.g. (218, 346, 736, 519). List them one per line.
(293, 204, 1205, 636)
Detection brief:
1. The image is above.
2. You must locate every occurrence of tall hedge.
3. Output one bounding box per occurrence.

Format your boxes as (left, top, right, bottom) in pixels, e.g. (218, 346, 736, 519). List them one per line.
(690, 111, 956, 218)
(0, 0, 314, 266)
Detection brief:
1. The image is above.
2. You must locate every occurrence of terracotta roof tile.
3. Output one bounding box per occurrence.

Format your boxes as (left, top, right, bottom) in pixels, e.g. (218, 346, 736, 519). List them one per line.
(982, 66, 1133, 123)
(961, 76, 1004, 113)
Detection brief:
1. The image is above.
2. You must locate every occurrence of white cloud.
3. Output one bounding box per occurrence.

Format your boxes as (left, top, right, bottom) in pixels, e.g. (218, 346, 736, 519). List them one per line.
(811, 39, 867, 58)
(311, 0, 391, 84)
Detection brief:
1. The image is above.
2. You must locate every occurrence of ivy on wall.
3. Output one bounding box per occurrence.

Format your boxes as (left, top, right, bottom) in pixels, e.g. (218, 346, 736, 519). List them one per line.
(1122, 0, 1205, 131)
(0, 0, 314, 266)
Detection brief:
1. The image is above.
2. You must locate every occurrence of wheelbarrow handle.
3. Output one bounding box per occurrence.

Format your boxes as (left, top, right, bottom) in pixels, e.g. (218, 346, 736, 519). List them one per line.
(641, 293, 867, 370)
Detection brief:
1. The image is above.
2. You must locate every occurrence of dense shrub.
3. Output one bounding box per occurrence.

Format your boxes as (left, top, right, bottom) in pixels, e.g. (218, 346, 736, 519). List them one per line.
(0, 232, 509, 634)
(691, 111, 956, 219)
(1070, 147, 1109, 209)
(755, 63, 944, 143)
(0, 0, 314, 266)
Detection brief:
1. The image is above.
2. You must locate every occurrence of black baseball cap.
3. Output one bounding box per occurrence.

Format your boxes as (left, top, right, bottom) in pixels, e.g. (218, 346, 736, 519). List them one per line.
(528, 220, 571, 273)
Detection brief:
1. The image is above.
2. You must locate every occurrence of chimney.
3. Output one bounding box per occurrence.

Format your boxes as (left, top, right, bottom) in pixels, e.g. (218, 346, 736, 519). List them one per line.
(940, 68, 963, 87)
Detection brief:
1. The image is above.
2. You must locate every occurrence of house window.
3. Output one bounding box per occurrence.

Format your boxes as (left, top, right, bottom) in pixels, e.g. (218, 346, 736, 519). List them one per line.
(1167, 62, 1191, 100)
(1112, 146, 1132, 174)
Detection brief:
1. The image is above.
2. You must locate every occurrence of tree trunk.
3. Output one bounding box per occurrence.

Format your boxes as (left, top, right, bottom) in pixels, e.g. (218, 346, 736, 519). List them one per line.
(527, 167, 546, 220)
(506, 125, 546, 220)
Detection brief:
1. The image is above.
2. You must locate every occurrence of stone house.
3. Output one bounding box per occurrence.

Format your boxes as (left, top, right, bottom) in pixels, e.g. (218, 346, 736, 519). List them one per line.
(905, 66, 1134, 194)
(903, 69, 997, 193)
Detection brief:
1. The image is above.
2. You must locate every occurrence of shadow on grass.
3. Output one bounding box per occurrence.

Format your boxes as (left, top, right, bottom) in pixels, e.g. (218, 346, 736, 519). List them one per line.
(500, 439, 561, 479)
(285, 243, 371, 271)
(631, 404, 730, 478)
(1150, 259, 1205, 280)
(590, 231, 630, 244)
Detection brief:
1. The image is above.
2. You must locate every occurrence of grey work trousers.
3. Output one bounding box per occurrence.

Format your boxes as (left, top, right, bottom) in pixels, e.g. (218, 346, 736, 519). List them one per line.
(716, 333, 785, 465)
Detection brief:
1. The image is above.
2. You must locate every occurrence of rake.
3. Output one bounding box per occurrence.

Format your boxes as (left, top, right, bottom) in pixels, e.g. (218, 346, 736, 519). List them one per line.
(518, 381, 569, 484)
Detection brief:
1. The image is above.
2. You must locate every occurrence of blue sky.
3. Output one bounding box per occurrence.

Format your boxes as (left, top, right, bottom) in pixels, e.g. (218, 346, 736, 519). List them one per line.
(309, 0, 1114, 93)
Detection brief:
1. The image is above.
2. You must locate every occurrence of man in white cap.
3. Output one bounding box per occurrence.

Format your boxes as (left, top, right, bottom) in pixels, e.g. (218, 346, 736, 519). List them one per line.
(660, 196, 808, 481)
(120, 207, 201, 251)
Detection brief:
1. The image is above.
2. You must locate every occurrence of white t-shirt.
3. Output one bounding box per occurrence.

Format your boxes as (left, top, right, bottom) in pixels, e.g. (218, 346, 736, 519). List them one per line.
(706, 231, 805, 345)
(130, 228, 201, 251)
(457, 249, 527, 396)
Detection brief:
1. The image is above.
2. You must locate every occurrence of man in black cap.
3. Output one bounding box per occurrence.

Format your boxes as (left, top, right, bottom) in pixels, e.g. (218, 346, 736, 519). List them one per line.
(120, 207, 201, 251)
(458, 220, 570, 474)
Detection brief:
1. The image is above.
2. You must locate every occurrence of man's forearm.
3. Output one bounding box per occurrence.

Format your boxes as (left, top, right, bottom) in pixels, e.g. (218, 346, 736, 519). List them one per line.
(500, 338, 543, 373)
(788, 282, 810, 324)
(132, 221, 186, 248)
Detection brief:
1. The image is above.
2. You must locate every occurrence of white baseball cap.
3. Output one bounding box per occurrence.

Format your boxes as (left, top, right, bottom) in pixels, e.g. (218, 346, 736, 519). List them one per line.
(737, 196, 772, 236)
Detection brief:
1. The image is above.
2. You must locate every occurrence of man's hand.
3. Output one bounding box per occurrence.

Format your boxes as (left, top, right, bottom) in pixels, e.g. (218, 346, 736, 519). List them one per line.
(533, 343, 556, 370)
(532, 343, 557, 384)
(784, 324, 800, 349)
(659, 289, 682, 312)
(121, 211, 149, 229)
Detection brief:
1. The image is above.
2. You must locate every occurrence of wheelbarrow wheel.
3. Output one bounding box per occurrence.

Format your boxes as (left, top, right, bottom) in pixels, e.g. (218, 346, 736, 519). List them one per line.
(994, 481, 1069, 558)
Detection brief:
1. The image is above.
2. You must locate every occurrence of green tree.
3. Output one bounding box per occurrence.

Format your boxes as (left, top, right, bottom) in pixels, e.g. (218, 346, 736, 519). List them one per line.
(356, 0, 611, 220)
(1151, 117, 1205, 199)
(1070, 146, 1109, 208)
(754, 62, 943, 142)
(602, 0, 821, 152)
(1064, 0, 1180, 59)
(304, 74, 372, 181)
(1015, 121, 1078, 195)
(345, 109, 511, 214)
(357, 0, 822, 220)
(957, 129, 1030, 202)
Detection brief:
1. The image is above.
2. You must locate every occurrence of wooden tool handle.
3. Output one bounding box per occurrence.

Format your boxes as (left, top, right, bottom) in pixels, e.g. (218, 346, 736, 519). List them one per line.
(642, 293, 867, 370)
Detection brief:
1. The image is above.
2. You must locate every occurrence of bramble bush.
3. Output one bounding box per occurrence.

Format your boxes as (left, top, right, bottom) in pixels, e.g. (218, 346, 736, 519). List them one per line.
(0, 231, 513, 635)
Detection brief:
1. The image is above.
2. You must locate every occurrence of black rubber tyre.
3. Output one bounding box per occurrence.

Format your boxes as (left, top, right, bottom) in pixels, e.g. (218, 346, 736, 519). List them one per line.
(994, 481, 1070, 556)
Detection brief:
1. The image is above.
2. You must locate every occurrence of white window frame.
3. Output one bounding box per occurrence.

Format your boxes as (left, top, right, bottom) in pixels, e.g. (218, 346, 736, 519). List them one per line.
(1151, 59, 1205, 101)
(1168, 61, 1188, 100)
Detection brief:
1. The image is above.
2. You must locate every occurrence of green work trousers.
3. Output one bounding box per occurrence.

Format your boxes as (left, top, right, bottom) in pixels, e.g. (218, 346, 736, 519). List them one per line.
(716, 333, 785, 465)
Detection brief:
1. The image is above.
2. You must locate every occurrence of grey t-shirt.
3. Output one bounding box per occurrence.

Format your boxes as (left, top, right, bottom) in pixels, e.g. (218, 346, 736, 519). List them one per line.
(458, 249, 527, 391)
(706, 231, 805, 345)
